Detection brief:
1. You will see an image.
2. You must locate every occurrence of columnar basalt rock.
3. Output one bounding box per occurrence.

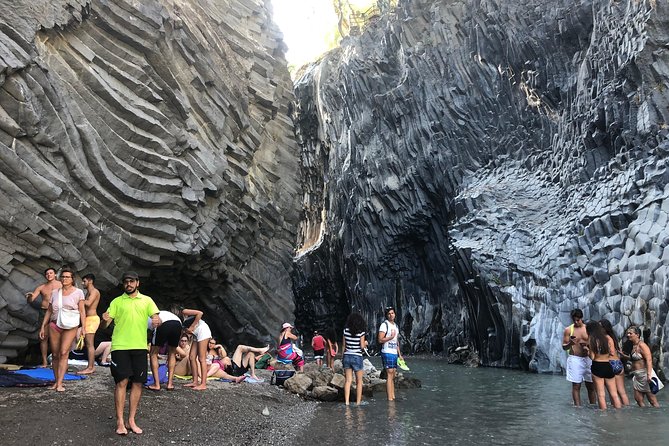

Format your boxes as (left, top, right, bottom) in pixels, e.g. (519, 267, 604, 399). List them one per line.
(292, 0, 669, 373)
(0, 0, 301, 362)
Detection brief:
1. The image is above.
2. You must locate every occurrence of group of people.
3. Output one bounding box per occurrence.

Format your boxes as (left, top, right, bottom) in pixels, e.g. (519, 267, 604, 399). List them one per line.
(280, 307, 405, 407)
(562, 308, 661, 410)
(25, 267, 270, 435)
(340, 306, 403, 406)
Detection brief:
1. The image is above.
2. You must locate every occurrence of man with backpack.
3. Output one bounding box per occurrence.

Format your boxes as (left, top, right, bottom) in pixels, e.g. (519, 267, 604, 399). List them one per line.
(378, 306, 403, 401)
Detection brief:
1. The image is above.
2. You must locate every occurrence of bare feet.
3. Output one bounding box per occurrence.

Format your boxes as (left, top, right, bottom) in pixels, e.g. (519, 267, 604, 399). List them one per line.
(116, 424, 128, 436)
(235, 376, 246, 383)
(49, 384, 57, 390)
(128, 422, 143, 434)
(56, 386, 65, 392)
(184, 383, 197, 388)
(192, 385, 207, 390)
(166, 385, 175, 391)
(77, 368, 95, 375)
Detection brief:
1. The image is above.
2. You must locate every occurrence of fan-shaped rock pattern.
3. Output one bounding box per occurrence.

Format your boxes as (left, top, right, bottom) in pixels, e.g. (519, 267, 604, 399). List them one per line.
(292, 0, 669, 372)
(0, 0, 301, 362)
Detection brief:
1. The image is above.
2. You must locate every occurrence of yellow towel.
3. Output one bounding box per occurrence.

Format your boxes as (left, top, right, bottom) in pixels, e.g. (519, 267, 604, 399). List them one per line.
(173, 374, 218, 381)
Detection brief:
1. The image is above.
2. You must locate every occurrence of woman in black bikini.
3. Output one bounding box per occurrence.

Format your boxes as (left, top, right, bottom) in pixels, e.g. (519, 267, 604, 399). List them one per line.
(585, 321, 622, 410)
(599, 319, 630, 406)
(622, 326, 660, 407)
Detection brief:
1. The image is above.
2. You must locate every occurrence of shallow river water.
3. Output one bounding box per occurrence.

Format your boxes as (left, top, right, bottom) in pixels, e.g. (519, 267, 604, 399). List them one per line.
(300, 358, 668, 445)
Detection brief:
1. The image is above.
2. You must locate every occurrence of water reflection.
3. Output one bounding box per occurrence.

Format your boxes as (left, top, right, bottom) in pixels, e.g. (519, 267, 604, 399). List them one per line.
(344, 404, 367, 433)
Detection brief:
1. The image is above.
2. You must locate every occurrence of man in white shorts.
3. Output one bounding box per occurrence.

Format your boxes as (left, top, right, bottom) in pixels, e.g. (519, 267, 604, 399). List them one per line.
(562, 308, 596, 406)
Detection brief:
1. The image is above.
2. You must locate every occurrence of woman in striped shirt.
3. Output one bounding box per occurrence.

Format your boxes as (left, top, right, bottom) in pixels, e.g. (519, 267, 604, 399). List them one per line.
(342, 312, 368, 405)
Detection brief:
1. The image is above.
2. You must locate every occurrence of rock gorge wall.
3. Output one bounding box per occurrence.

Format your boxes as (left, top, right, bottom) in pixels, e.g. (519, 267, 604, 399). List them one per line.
(0, 0, 300, 362)
(292, 0, 669, 373)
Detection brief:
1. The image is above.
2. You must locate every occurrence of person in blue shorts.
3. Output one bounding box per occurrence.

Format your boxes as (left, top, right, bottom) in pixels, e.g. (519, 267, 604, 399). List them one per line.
(378, 306, 403, 401)
(343, 312, 367, 405)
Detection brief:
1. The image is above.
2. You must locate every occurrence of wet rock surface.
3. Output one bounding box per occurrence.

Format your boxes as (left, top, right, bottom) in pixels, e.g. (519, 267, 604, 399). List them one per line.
(0, 366, 317, 445)
(0, 0, 300, 361)
(291, 0, 669, 373)
(282, 361, 421, 401)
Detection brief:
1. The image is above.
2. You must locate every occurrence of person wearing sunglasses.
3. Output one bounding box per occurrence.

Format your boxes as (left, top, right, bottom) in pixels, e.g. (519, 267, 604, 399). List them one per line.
(38, 267, 85, 392)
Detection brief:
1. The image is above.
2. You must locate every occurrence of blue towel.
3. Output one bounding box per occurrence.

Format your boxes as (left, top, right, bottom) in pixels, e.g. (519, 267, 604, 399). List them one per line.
(13, 368, 86, 381)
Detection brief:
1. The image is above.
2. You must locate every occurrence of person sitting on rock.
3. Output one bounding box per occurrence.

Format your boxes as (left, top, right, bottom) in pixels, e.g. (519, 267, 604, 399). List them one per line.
(277, 322, 304, 372)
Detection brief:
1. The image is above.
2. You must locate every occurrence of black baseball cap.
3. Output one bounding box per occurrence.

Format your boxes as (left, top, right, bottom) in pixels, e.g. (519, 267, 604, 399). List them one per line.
(121, 271, 139, 281)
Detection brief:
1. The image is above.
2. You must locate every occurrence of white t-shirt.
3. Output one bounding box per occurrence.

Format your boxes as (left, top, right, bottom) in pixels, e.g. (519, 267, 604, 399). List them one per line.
(147, 310, 181, 329)
(378, 320, 398, 354)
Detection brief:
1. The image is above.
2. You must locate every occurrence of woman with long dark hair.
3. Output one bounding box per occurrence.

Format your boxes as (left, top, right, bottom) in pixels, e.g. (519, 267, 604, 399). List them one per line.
(342, 312, 367, 406)
(599, 319, 629, 405)
(585, 321, 621, 409)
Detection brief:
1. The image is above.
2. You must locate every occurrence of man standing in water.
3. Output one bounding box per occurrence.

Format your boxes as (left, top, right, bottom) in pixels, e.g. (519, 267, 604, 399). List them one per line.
(25, 267, 62, 367)
(378, 306, 403, 401)
(562, 308, 596, 406)
(78, 273, 101, 375)
(102, 271, 159, 435)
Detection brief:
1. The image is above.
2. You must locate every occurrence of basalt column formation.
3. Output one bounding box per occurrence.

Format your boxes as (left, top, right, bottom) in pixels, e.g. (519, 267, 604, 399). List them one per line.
(0, 0, 300, 362)
(292, 0, 669, 373)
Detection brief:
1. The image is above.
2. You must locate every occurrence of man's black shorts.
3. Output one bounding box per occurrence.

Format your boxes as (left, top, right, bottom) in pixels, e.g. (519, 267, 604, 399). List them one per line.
(110, 349, 148, 384)
(152, 320, 182, 347)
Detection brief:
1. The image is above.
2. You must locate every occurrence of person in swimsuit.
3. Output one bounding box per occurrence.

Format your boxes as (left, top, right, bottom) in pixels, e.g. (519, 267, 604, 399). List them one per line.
(174, 335, 192, 377)
(585, 321, 622, 410)
(599, 319, 629, 405)
(277, 323, 304, 371)
(622, 326, 660, 407)
(26, 267, 62, 367)
(77, 273, 101, 375)
(38, 267, 85, 391)
(561, 309, 596, 406)
(222, 344, 269, 379)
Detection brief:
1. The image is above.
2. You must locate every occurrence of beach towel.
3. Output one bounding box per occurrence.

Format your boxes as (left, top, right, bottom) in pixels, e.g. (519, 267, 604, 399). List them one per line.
(14, 368, 86, 381)
(145, 364, 169, 387)
(0, 370, 51, 387)
(244, 376, 265, 384)
(174, 374, 218, 381)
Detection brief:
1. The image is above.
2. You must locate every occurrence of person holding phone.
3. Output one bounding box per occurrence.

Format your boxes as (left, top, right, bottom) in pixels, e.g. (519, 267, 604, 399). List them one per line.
(562, 308, 596, 406)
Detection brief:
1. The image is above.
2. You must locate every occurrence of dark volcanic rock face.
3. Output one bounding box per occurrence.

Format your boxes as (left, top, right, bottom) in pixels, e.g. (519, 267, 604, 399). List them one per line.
(0, 0, 300, 362)
(292, 0, 669, 372)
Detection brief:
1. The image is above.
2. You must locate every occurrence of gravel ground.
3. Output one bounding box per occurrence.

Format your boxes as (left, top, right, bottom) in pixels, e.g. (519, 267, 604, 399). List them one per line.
(0, 366, 318, 446)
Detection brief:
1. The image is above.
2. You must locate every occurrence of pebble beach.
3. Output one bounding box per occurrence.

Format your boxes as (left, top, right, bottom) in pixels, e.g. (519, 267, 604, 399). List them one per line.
(0, 367, 318, 446)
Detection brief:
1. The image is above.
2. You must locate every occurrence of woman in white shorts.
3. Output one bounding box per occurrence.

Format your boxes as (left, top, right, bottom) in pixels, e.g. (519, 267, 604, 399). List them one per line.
(180, 308, 212, 390)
